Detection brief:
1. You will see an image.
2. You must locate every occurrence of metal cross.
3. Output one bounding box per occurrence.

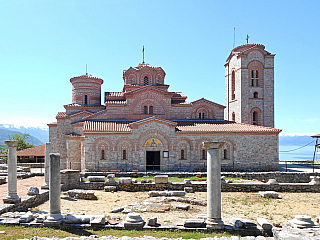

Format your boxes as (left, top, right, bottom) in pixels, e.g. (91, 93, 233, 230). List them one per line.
(142, 46, 145, 64)
(246, 35, 249, 44)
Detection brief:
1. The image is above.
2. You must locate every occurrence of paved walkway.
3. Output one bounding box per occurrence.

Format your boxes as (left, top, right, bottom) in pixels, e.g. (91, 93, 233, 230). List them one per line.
(0, 176, 44, 200)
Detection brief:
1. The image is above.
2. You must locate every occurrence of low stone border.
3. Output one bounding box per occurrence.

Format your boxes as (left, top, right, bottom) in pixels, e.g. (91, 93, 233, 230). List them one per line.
(0, 190, 49, 215)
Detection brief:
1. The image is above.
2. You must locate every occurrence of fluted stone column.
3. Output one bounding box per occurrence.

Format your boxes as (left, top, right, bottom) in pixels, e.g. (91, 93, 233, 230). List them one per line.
(41, 142, 51, 189)
(44, 153, 63, 226)
(203, 141, 225, 230)
(3, 140, 20, 204)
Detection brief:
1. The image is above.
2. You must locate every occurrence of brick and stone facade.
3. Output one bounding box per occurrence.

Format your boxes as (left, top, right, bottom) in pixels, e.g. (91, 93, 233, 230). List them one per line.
(48, 44, 281, 172)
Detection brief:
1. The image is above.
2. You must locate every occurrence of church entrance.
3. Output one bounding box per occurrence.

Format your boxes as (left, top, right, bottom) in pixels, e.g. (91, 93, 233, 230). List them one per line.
(146, 151, 160, 171)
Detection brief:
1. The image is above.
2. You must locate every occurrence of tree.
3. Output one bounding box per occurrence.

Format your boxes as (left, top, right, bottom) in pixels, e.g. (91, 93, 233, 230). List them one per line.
(0, 133, 34, 155)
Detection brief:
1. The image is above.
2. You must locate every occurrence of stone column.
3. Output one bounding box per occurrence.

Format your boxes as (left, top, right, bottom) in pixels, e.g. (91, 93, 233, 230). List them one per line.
(44, 153, 63, 226)
(203, 141, 225, 230)
(41, 142, 51, 189)
(3, 140, 20, 204)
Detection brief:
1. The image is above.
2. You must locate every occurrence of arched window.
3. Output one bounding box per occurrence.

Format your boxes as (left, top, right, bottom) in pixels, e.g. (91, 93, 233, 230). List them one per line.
(232, 112, 235, 121)
(202, 149, 206, 159)
(144, 106, 148, 114)
(144, 76, 149, 85)
(123, 149, 127, 160)
(180, 149, 185, 159)
(198, 112, 206, 119)
(223, 149, 228, 159)
(253, 111, 258, 125)
(101, 150, 105, 160)
(84, 95, 88, 105)
(251, 70, 259, 87)
(231, 71, 235, 100)
(149, 106, 153, 114)
(253, 92, 259, 98)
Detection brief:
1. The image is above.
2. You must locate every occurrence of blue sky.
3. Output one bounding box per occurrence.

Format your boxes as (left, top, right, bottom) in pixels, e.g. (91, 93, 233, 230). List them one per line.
(0, 1, 319, 135)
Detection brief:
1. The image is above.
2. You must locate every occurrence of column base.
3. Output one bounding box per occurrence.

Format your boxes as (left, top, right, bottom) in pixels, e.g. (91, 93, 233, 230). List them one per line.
(206, 219, 224, 230)
(41, 183, 49, 189)
(3, 195, 21, 204)
(44, 213, 63, 227)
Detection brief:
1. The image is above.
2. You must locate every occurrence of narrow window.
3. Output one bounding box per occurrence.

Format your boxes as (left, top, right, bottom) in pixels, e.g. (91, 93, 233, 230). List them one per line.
(223, 149, 228, 159)
(144, 106, 148, 114)
(232, 112, 235, 121)
(202, 112, 206, 119)
(84, 95, 88, 105)
(198, 113, 202, 119)
(253, 111, 258, 125)
(144, 76, 149, 85)
(231, 71, 235, 100)
(123, 149, 127, 159)
(202, 149, 206, 159)
(253, 92, 259, 98)
(149, 106, 153, 114)
(101, 150, 105, 159)
(181, 149, 185, 159)
(251, 70, 259, 87)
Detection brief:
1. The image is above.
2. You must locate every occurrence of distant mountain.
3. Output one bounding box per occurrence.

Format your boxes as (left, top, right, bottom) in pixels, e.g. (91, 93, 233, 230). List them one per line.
(279, 134, 315, 146)
(0, 124, 49, 143)
(0, 128, 43, 147)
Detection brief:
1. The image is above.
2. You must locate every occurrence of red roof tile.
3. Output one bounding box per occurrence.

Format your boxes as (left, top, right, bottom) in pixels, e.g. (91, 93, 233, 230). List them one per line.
(312, 134, 320, 138)
(56, 112, 67, 118)
(70, 74, 103, 81)
(176, 121, 281, 133)
(17, 144, 45, 157)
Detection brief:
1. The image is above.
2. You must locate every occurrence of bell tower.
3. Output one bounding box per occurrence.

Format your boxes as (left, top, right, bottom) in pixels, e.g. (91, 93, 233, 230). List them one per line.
(225, 44, 275, 128)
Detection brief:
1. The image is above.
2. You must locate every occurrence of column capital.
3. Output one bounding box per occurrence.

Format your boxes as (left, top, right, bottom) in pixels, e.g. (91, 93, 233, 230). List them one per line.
(4, 140, 19, 148)
(202, 141, 225, 150)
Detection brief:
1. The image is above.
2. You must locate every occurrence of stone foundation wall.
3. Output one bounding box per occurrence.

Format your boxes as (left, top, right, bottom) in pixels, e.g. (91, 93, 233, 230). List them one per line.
(79, 181, 320, 193)
(0, 190, 49, 215)
(61, 170, 80, 190)
(81, 171, 320, 183)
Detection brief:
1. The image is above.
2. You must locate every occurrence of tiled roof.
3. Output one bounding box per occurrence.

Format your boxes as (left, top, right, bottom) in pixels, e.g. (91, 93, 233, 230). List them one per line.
(82, 119, 281, 134)
(56, 112, 67, 118)
(312, 134, 320, 138)
(17, 144, 45, 157)
(70, 74, 103, 81)
(172, 92, 187, 98)
(83, 121, 132, 133)
(133, 63, 162, 70)
(176, 121, 281, 133)
(191, 98, 225, 108)
(66, 132, 82, 137)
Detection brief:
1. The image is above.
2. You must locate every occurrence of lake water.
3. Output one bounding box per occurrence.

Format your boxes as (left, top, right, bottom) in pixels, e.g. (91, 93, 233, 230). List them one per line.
(279, 145, 318, 161)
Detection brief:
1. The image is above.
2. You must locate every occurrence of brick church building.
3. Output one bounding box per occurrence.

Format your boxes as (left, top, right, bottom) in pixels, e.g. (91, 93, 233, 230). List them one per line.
(48, 44, 281, 172)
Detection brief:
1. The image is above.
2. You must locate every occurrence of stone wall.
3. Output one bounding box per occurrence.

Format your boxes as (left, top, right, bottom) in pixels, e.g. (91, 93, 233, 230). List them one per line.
(79, 181, 320, 193)
(61, 169, 80, 190)
(0, 190, 49, 215)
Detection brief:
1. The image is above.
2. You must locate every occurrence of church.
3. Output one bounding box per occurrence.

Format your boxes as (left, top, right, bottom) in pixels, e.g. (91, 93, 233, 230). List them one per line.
(48, 44, 281, 172)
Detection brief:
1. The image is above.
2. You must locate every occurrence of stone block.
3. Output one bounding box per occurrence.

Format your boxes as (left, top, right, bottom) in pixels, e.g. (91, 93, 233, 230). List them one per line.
(259, 191, 279, 199)
(88, 176, 105, 182)
(27, 186, 39, 195)
(141, 179, 147, 184)
(104, 186, 117, 192)
(266, 179, 279, 185)
(230, 216, 244, 228)
(184, 187, 194, 193)
(67, 189, 96, 200)
(90, 215, 105, 225)
(183, 219, 205, 228)
(107, 174, 115, 179)
(19, 212, 34, 223)
(167, 191, 185, 197)
(132, 179, 137, 183)
(154, 175, 168, 184)
(110, 207, 124, 213)
(118, 177, 132, 184)
(309, 176, 320, 185)
(176, 204, 190, 210)
(147, 179, 152, 183)
(64, 215, 91, 224)
(257, 218, 273, 230)
(147, 216, 157, 226)
(184, 179, 191, 184)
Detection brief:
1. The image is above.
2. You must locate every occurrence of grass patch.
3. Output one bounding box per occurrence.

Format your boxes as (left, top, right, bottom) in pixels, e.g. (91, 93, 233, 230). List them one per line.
(0, 226, 238, 239)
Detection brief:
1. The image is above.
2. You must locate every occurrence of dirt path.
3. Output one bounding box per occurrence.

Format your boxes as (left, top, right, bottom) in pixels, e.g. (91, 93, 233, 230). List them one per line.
(0, 176, 44, 199)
